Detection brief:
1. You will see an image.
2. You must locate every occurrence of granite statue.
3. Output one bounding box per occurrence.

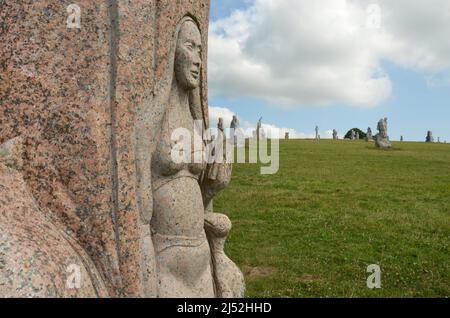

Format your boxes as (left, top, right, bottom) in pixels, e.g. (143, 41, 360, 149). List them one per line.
(375, 118, 392, 149)
(256, 117, 262, 140)
(230, 115, 239, 145)
(365, 127, 372, 141)
(230, 115, 244, 147)
(332, 129, 338, 140)
(426, 131, 434, 143)
(0, 1, 244, 298)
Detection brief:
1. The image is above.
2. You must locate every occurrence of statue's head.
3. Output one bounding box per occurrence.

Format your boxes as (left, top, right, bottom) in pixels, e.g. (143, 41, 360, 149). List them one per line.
(174, 19, 202, 91)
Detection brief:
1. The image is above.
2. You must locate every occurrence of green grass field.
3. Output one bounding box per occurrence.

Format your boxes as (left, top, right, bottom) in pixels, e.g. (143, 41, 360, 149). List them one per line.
(215, 139, 450, 297)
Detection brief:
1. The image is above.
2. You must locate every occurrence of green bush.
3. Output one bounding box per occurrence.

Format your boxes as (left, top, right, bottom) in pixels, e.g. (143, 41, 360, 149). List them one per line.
(344, 128, 366, 140)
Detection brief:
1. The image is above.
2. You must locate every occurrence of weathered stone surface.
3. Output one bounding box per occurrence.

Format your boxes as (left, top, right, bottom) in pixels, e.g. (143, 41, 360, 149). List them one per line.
(0, 0, 243, 298)
(230, 116, 244, 147)
(365, 127, 373, 141)
(426, 131, 434, 143)
(375, 118, 392, 149)
(0, 140, 108, 297)
(0, 0, 121, 296)
(332, 129, 338, 140)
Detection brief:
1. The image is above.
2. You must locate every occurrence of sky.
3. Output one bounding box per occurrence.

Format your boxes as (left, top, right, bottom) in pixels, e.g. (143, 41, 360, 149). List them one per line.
(208, 0, 450, 141)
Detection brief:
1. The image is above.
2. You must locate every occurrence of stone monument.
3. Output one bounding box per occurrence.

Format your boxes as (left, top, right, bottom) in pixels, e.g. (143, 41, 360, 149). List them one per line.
(365, 127, 372, 141)
(426, 131, 434, 143)
(230, 115, 241, 145)
(315, 126, 320, 141)
(256, 117, 263, 140)
(332, 129, 338, 140)
(400, 136, 404, 142)
(356, 131, 360, 140)
(375, 118, 392, 149)
(0, 0, 244, 298)
(351, 130, 356, 141)
(285, 132, 290, 140)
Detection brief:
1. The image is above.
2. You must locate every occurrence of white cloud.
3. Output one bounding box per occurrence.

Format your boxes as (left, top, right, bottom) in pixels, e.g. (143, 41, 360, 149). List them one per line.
(208, 0, 450, 108)
(208, 106, 236, 129)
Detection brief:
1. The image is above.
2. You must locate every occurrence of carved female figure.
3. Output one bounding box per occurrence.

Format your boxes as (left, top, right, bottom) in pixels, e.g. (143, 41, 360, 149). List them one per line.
(139, 16, 244, 298)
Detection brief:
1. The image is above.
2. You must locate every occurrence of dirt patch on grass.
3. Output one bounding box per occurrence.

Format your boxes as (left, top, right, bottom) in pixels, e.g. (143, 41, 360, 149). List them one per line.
(243, 266, 277, 279)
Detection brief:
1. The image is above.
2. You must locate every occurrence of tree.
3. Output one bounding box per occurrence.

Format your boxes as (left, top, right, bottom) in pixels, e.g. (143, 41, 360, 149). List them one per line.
(344, 128, 366, 140)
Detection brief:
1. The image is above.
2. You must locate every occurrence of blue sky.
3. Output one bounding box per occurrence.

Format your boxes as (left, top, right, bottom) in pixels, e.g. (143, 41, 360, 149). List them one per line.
(208, 0, 450, 142)
(210, 0, 252, 21)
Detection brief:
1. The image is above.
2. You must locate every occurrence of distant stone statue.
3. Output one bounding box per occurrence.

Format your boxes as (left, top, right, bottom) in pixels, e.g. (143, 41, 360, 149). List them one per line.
(285, 132, 289, 140)
(315, 126, 320, 141)
(230, 115, 239, 130)
(438, 137, 440, 143)
(426, 131, 434, 143)
(356, 131, 360, 140)
(400, 136, 404, 142)
(375, 117, 392, 148)
(230, 115, 241, 145)
(351, 130, 356, 141)
(256, 117, 262, 139)
(332, 129, 338, 140)
(365, 127, 372, 141)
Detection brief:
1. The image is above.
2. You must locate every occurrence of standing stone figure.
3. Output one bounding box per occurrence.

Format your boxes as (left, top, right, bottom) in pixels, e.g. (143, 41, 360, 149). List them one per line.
(356, 131, 360, 140)
(230, 115, 240, 145)
(426, 131, 434, 143)
(285, 132, 290, 140)
(365, 127, 372, 141)
(146, 16, 244, 298)
(0, 2, 244, 299)
(400, 136, 404, 142)
(375, 118, 392, 148)
(332, 129, 338, 140)
(351, 130, 356, 141)
(256, 117, 262, 139)
(315, 126, 320, 141)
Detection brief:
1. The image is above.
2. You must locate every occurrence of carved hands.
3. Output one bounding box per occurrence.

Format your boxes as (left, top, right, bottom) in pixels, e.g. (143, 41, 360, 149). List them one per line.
(201, 161, 232, 208)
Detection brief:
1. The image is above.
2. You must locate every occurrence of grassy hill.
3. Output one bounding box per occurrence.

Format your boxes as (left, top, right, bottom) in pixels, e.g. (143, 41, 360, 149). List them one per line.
(215, 139, 450, 297)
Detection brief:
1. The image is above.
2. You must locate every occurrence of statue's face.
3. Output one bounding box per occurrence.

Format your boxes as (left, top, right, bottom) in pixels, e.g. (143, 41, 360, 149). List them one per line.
(175, 21, 202, 90)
